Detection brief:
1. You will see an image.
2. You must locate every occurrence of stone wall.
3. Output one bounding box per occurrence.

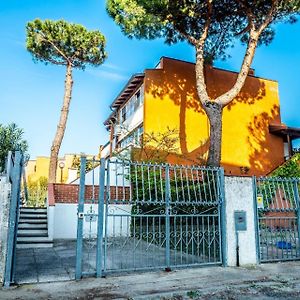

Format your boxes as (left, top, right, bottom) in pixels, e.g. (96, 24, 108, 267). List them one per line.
(0, 176, 11, 284)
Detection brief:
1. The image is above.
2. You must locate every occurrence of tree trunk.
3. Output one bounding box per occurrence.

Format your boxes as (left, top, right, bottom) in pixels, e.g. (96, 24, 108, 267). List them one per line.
(194, 31, 259, 167)
(204, 102, 223, 167)
(48, 64, 73, 183)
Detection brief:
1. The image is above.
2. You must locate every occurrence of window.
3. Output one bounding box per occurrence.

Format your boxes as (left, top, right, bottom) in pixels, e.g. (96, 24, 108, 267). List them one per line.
(134, 90, 141, 110)
(119, 85, 144, 123)
(121, 107, 126, 122)
(119, 126, 143, 149)
(128, 98, 134, 116)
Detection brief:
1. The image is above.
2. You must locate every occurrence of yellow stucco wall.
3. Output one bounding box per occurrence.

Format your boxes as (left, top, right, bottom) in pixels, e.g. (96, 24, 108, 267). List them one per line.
(143, 57, 284, 176)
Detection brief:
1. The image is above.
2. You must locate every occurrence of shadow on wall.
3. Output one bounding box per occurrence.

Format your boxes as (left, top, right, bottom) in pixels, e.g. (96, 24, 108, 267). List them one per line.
(145, 59, 272, 174)
(247, 104, 283, 175)
(147, 69, 205, 161)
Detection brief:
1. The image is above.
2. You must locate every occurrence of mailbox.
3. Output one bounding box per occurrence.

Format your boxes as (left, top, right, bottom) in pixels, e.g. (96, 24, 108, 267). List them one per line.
(234, 211, 247, 231)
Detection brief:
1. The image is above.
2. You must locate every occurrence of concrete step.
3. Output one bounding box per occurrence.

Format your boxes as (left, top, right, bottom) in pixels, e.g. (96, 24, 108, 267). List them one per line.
(19, 213, 47, 219)
(17, 237, 53, 248)
(17, 236, 53, 243)
(18, 219, 47, 224)
(20, 207, 47, 213)
(17, 242, 53, 249)
(17, 229, 48, 237)
(18, 223, 47, 229)
(17, 206, 51, 248)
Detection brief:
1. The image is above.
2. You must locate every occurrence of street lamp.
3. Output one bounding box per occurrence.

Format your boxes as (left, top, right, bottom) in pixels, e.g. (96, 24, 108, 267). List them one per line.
(59, 161, 65, 183)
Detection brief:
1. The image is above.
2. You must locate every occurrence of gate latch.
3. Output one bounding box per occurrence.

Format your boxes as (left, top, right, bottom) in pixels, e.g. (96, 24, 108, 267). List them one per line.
(78, 212, 84, 219)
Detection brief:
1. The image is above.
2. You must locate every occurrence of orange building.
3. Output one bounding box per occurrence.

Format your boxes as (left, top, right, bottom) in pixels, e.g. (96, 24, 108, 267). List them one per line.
(103, 57, 300, 176)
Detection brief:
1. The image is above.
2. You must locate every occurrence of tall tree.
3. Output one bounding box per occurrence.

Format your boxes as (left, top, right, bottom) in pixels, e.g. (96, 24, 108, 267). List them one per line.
(0, 123, 28, 172)
(26, 19, 107, 183)
(106, 0, 300, 166)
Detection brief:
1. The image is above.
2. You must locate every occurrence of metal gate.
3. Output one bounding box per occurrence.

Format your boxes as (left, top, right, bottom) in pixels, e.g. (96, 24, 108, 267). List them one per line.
(75, 157, 225, 279)
(254, 177, 300, 262)
(3, 151, 23, 287)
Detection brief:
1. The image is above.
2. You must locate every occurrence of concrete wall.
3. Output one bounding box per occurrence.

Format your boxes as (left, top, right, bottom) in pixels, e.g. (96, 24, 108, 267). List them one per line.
(52, 203, 131, 239)
(224, 176, 258, 266)
(0, 176, 11, 284)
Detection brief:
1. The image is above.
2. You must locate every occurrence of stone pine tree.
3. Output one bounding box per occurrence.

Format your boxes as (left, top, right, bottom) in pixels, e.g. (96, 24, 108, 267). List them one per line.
(107, 0, 300, 166)
(26, 19, 107, 183)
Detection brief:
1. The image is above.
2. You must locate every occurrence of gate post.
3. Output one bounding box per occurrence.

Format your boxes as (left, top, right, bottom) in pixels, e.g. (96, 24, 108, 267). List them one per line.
(218, 168, 227, 267)
(96, 158, 105, 277)
(11, 155, 24, 284)
(293, 180, 300, 255)
(165, 164, 171, 270)
(75, 156, 86, 280)
(252, 176, 260, 263)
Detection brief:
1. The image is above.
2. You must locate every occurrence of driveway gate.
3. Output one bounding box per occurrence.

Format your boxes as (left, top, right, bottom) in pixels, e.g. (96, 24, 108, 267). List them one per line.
(76, 158, 225, 279)
(254, 177, 300, 262)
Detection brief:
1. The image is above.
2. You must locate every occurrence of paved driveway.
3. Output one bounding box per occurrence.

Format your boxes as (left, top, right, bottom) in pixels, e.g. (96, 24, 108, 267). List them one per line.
(15, 240, 77, 284)
(14, 238, 216, 284)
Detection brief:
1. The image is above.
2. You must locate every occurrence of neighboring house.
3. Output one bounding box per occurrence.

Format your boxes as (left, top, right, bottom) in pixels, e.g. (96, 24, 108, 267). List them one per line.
(26, 154, 94, 184)
(103, 56, 300, 176)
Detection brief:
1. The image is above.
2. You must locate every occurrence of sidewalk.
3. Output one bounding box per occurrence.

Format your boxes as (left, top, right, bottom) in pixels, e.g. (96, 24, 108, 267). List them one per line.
(1, 261, 300, 299)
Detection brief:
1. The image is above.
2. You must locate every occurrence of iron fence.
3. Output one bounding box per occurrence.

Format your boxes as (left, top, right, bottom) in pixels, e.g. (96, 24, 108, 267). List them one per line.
(255, 177, 300, 262)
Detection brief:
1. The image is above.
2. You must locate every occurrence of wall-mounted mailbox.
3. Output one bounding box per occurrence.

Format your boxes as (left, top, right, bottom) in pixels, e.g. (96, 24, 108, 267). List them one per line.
(234, 211, 247, 231)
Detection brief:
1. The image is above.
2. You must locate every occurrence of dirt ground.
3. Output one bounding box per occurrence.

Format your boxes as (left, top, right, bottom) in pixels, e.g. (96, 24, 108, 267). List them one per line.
(1, 261, 300, 299)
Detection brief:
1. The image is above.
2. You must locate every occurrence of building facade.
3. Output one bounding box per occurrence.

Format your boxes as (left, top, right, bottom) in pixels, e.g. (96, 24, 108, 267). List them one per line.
(103, 57, 299, 176)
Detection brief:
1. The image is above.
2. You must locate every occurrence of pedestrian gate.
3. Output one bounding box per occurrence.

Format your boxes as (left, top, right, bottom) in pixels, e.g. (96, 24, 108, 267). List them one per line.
(3, 151, 23, 287)
(75, 158, 225, 279)
(255, 177, 300, 262)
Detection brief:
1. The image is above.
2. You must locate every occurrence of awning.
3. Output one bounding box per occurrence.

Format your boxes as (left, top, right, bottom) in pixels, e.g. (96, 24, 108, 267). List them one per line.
(103, 110, 117, 128)
(269, 123, 300, 141)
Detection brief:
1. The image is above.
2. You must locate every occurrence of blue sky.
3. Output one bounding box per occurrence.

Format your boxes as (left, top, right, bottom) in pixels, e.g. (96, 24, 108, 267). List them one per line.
(0, 0, 299, 159)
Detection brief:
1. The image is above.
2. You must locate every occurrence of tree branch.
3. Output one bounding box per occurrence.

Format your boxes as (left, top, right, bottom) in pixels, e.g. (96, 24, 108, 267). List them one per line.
(194, 0, 213, 107)
(175, 27, 198, 46)
(213, 0, 278, 107)
(35, 29, 73, 66)
(198, 0, 213, 47)
(258, 0, 279, 34)
(215, 28, 259, 107)
(33, 51, 66, 66)
(236, 0, 255, 31)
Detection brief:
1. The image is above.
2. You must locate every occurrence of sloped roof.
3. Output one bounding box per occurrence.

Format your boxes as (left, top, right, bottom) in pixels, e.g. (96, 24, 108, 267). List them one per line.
(110, 73, 145, 110)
